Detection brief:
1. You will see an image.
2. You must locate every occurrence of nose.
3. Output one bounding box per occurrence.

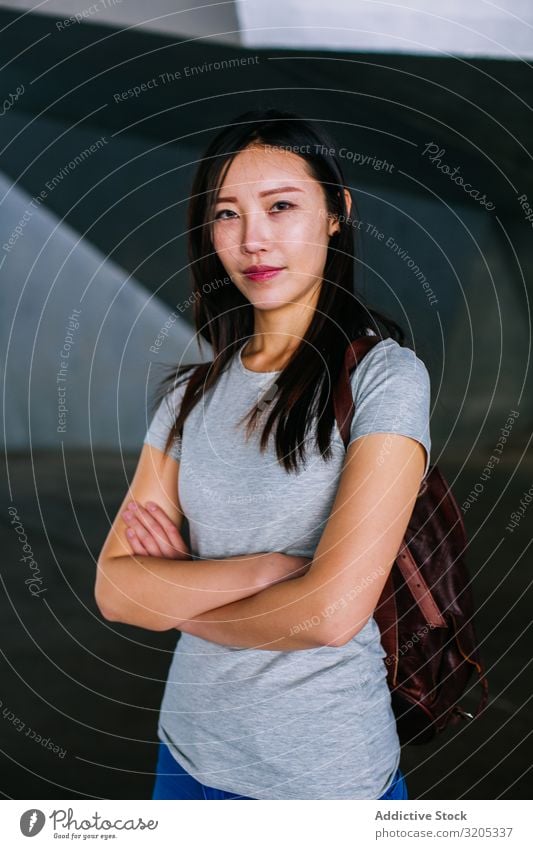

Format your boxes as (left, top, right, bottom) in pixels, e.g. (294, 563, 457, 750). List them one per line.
(240, 208, 270, 255)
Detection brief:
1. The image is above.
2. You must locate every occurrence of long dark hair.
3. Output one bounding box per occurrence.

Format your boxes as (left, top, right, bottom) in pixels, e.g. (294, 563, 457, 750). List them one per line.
(153, 108, 405, 473)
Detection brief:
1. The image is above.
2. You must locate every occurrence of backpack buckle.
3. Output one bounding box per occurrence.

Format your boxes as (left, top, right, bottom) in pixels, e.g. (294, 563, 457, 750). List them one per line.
(454, 706, 474, 720)
(417, 476, 429, 497)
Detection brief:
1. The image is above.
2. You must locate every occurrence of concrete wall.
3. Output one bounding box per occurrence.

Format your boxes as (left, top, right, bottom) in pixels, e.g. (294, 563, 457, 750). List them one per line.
(0, 172, 209, 452)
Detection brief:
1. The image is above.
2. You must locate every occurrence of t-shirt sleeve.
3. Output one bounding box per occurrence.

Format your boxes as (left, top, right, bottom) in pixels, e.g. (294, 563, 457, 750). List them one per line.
(143, 380, 189, 461)
(347, 340, 431, 480)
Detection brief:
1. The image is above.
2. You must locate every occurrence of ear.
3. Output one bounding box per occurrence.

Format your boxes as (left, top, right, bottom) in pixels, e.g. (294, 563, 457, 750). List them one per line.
(328, 188, 353, 237)
(343, 187, 353, 218)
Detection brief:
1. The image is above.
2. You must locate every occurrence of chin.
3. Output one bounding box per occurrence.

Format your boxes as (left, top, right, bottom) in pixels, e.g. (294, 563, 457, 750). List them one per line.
(248, 297, 288, 310)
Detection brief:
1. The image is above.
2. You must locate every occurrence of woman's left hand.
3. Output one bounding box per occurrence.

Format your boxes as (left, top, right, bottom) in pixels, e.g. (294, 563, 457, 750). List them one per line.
(121, 501, 192, 560)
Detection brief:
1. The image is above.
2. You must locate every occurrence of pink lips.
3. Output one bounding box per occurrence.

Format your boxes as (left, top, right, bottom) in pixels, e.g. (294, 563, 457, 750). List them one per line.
(243, 265, 285, 282)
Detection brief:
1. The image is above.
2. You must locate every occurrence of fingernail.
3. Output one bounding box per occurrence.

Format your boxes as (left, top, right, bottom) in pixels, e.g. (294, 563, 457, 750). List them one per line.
(128, 502, 137, 510)
(147, 502, 157, 511)
(126, 529, 134, 537)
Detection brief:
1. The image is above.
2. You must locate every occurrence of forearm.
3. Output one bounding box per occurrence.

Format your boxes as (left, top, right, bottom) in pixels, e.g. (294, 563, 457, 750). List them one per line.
(95, 553, 274, 631)
(176, 572, 329, 650)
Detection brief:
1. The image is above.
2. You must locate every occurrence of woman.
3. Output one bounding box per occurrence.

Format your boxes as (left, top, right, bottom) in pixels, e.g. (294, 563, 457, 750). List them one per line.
(95, 108, 431, 800)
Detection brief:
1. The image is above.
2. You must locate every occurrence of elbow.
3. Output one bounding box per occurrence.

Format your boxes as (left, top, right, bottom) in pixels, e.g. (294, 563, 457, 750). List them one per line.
(94, 558, 174, 632)
(319, 614, 370, 648)
(97, 604, 121, 623)
(95, 594, 120, 623)
(94, 590, 167, 631)
(95, 557, 132, 624)
(319, 629, 350, 648)
(94, 560, 122, 622)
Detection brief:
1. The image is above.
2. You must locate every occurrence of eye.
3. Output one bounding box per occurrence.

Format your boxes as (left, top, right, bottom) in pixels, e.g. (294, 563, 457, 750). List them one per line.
(214, 201, 296, 221)
(214, 208, 236, 221)
(271, 201, 295, 212)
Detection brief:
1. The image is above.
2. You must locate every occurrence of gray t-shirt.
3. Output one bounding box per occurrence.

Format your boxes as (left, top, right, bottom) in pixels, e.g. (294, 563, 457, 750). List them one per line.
(143, 334, 431, 799)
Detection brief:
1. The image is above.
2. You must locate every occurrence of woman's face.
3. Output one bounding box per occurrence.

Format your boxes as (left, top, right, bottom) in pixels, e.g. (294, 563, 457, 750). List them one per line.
(211, 144, 344, 311)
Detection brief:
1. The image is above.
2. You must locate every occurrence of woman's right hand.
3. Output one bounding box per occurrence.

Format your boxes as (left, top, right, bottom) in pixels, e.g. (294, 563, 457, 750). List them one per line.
(121, 501, 192, 560)
(121, 502, 312, 588)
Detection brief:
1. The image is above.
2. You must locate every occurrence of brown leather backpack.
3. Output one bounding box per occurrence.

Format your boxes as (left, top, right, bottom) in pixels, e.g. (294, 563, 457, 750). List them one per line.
(333, 335, 489, 745)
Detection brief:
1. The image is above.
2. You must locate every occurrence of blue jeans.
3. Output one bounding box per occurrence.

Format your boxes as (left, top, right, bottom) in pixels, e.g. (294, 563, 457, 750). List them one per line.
(151, 741, 408, 800)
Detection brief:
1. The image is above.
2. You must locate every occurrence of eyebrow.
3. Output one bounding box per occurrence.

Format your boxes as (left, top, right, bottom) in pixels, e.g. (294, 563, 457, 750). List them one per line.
(215, 185, 304, 203)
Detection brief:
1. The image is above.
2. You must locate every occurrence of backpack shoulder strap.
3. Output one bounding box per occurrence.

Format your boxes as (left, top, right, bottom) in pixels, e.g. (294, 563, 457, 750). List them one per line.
(334, 335, 430, 498)
(333, 335, 383, 446)
(396, 545, 446, 627)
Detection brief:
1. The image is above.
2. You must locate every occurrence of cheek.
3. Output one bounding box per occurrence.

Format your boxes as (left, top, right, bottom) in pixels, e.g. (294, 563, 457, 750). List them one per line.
(285, 211, 328, 243)
(211, 225, 237, 254)
(287, 225, 329, 265)
(212, 236, 243, 283)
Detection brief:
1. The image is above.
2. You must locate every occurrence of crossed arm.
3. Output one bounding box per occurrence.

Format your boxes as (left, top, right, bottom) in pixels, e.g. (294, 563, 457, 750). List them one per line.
(99, 433, 426, 651)
(177, 434, 426, 650)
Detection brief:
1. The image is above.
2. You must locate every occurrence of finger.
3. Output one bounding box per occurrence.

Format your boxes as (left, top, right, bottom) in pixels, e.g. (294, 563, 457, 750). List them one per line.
(126, 502, 176, 551)
(123, 512, 164, 557)
(143, 502, 190, 554)
(135, 501, 190, 558)
(126, 529, 150, 557)
(143, 501, 180, 534)
(123, 512, 174, 559)
(131, 524, 164, 557)
(123, 504, 168, 547)
(123, 503, 189, 559)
